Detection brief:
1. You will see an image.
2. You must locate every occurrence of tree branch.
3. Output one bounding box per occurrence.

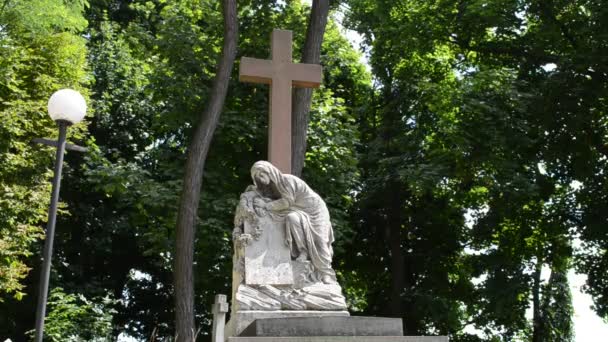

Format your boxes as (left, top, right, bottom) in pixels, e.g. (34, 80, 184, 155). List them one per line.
(0, 0, 9, 17)
(449, 37, 562, 65)
(291, 0, 330, 177)
(173, 1, 238, 341)
(537, 1, 578, 50)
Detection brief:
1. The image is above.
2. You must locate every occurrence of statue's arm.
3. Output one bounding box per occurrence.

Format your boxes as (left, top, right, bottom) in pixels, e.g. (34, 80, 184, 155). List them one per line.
(267, 198, 290, 212)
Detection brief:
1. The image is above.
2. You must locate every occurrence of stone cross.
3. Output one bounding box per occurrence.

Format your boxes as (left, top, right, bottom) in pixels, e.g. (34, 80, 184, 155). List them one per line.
(211, 294, 229, 342)
(240, 29, 323, 174)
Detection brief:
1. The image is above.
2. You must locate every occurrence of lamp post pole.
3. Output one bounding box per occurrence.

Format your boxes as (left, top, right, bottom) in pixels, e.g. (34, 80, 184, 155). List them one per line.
(32, 89, 87, 342)
(33, 120, 69, 342)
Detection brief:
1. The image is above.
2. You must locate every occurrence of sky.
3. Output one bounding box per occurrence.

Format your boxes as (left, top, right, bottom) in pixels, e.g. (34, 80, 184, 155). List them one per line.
(570, 271, 608, 341)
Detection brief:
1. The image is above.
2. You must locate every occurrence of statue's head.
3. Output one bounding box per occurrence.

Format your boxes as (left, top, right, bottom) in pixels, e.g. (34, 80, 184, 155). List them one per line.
(255, 170, 270, 185)
(251, 161, 281, 188)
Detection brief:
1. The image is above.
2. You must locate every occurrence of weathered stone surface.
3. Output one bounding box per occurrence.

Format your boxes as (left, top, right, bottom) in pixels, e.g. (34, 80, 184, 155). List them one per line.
(211, 295, 229, 342)
(244, 215, 292, 285)
(229, 337, 448, 342)
(225, 311, 349, 338)
(298, 284, 346, 310)
(240, 316, 403, 337)
(234, 284, 346, 311)
(230, 162, 347, 316)
(257, 285, 307, 310)
(235, 285, 281, 311)
(227, 161, 350, 339)
(292, 260, 314, 288)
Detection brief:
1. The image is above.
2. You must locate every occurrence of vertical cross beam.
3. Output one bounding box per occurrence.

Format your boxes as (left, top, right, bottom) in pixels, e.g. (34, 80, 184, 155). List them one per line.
(212, 294, 229, 342)
(269, 30, 293, 175)
(240, 29, 323, 174)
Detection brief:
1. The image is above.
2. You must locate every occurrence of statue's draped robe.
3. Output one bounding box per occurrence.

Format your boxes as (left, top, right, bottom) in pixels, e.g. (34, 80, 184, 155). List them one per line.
(252, 161, 336, 281)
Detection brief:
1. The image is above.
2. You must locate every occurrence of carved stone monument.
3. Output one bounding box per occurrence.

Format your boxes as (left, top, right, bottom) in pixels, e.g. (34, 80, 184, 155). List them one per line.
(225, 161, 349, 337)
(222, 28, 446, 342)
(239, 29, 322, 174)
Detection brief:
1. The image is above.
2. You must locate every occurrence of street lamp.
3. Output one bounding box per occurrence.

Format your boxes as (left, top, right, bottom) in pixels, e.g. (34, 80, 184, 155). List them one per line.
(33, 89, 87, 342)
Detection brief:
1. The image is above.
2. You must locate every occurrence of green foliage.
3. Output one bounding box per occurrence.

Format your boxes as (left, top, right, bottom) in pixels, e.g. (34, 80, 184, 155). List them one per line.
(37, 287, 115, 342)
(1, 0, 368, 340)
(1, 0, 606, 341)
(539, 268, 574, 341)
(0, 0, 89, 302)
(344, 0, 605, 340)
(0, 0, 88, 35)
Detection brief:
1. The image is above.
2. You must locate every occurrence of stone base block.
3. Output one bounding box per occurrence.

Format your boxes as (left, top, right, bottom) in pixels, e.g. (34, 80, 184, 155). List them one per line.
(241, 316, 403, 337)
(229, 337, 448, 342)
(225, 310, 349, 338)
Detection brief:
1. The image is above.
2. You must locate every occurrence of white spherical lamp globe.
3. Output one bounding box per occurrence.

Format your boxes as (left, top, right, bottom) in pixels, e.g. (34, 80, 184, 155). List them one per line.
(47, 89, 87, 124)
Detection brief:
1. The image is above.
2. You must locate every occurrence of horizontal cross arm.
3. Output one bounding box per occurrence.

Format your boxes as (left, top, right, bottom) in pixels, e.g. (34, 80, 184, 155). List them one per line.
(289, 63, 323, 88)
(240, 57, 274, 85)
(32, 138, 88, 153)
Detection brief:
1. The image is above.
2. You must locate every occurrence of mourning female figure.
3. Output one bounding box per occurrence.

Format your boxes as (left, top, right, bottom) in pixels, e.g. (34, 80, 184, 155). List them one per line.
(250, 161, 337, 284)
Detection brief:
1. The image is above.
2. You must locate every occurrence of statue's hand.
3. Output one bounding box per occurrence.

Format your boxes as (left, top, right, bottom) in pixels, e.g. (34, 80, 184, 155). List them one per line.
(253, 197, 267, 210)
(238, 234, 252, 247)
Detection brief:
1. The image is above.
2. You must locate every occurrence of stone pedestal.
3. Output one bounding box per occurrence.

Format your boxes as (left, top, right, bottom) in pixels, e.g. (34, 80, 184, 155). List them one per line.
(240, 316, 403, 337)
(229, 337, 448, 342)
(225, 310, 349, 338)
(226, 314, 449, 342)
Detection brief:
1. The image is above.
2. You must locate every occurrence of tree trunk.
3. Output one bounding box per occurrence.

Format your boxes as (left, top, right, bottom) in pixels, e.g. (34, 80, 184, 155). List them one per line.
(532, 258, 543, 342)
(291, 0, 330, 177)
(388, 183, 405, 324)
(389, 218, 405, 314)
(173, 1, 238, 341)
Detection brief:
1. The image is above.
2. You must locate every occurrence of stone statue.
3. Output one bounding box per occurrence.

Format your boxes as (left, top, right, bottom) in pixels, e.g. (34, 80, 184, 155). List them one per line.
(228, 161, 347, 335)
(249, 161, 337, 284)
(224, 161, 445, 340)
